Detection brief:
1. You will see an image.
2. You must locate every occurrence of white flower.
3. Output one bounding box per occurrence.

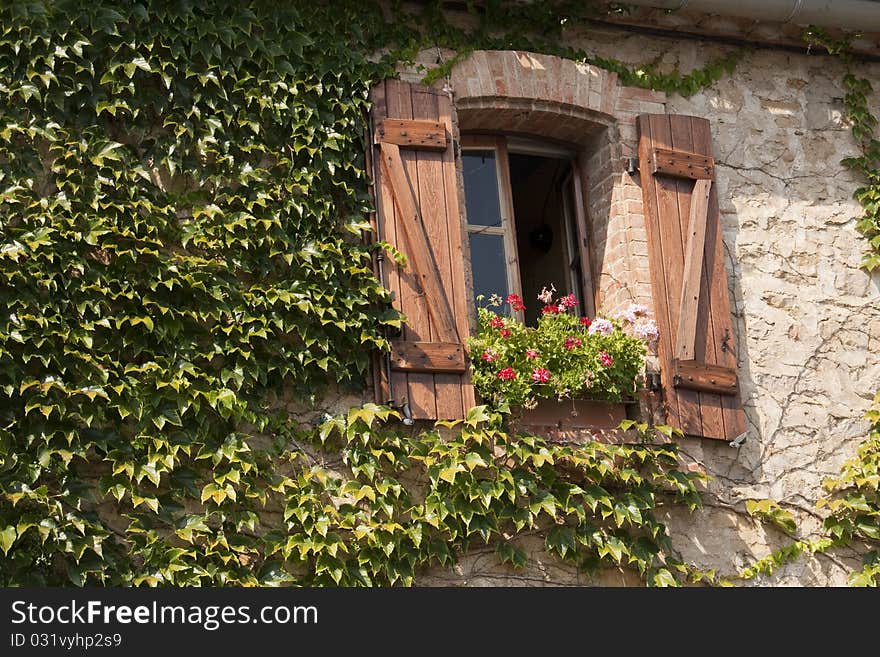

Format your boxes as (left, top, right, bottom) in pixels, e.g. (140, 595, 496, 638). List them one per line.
(537, 284, 556, 304)
(587, 318, 613, 336)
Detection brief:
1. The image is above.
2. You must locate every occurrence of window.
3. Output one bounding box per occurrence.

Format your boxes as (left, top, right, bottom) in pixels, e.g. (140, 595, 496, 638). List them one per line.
(461, 135, 595, 324)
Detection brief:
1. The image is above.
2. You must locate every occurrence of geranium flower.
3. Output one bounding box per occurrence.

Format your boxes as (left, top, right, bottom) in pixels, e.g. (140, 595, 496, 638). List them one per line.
(583, 370, 596, 388)
(481, 349, 498, 362)
(490, 316, 504, 328)
(537, 284, 556, 304)
(497, 367, 517, 380)
(635, 320, 660, 343)
(579, 316, 592, 328)
(564, 336, 582, 350)
(499, 328, 511, 339)
(559, 293, 577, 309)
(541, 304, 559, 315)
(525, 348, 539, 359)
(588, 318, 613, 336)
(506, 293, 526, 311)
(599, 351, 614, 367)
(531, 367, 551, 383)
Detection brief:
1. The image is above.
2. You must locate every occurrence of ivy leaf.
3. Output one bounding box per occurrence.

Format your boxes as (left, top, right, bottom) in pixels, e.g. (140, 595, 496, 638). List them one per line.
(0, 526, 17, 555)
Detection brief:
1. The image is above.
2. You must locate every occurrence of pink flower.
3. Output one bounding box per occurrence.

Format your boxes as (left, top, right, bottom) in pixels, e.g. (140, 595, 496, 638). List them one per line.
(588, 318, 614, 336)
(599, 351, 614, 367)
(579, 316, 592, 328)
(499, 328, 511, 339)
(619, 303, 649, 323)
(490, 316, 504, 328)
(564, 336, 582, 350)
(559, 293, 577, 309)
(497, 367, 517, 380)
(525, 348, 539, 359)
(506, 294, 525, 311)
(531, 367, 551, 383)
(481, 349, 498, 362)
(537, 285, 556, 304)
(541, 304, 559, 315)
(635, 320, 660, 343)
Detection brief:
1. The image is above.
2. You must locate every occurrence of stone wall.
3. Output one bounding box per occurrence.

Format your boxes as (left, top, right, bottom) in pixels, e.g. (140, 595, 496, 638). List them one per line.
(402, 21, 880, 585)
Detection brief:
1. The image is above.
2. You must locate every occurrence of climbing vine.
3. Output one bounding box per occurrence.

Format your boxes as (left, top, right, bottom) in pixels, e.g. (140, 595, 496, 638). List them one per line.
(0, 0, 873, 587)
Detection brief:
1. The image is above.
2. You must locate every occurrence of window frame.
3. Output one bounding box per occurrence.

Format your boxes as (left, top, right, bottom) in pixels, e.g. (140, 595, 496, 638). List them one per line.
(460, 134, 524, 322)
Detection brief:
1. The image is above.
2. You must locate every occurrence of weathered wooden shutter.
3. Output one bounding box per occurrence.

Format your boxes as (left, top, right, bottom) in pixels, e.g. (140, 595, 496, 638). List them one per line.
(637, 114, 746, 442)
(369, 79, 474, 420)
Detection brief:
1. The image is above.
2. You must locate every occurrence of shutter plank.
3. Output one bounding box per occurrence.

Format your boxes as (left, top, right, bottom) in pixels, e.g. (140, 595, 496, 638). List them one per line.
(391, 341, 466, 373)
(638, 116, 682, 431)
(653, 115, 702, 436)
(675, 178, 711, 361)
(409, 86, 447, 418)
(673, 360, 737, 395)
(670, 116, 723, 440)
(373, 80, 407, 408)
(652, 147, 714, 179)
(379, 142, 459, 345)
(389, 81, 436, 420)
(437, 90, 473, 416)
(379, 118, 447, 151)
(691, 119, 746, 439)
(384, 81, 417, 413)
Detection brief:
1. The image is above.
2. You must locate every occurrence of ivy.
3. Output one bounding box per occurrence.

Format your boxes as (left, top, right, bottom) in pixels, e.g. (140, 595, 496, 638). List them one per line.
(0, 0, 873, 587)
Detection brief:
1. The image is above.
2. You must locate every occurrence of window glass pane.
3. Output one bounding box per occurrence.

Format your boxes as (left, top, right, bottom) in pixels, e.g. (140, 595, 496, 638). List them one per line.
(468, 232, 509, 310)
(462, 150, 503, 228)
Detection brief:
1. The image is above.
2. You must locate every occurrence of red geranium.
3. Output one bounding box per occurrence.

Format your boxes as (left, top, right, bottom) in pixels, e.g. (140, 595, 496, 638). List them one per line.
(541, 304, 559, 315)
(564, 336, 582, 350)
(579, 316, 592, 327)
(531, 367, 551, 383)
(481, 349, 498, 362)
(490, 316, 504, 328)
(499, 328, 511, 339)
(497, 367, 517, 380)
(599, 351, 614, 367)
(559, 293, 577, 309)
(506, 293, 526, 312)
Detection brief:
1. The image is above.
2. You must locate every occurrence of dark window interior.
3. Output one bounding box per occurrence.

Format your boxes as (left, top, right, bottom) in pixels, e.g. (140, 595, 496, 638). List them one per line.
(508, 153, 583, 325)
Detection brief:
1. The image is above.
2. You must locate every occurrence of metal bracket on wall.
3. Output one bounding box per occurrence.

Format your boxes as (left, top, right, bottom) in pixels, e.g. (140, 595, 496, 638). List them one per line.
(729, 431, 747, 448)
(625, 157, 639, 176)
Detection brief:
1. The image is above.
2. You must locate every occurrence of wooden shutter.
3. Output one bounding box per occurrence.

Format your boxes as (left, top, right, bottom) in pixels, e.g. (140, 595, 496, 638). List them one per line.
(637, 114, 746, 442)
(369, 79, 475, 420)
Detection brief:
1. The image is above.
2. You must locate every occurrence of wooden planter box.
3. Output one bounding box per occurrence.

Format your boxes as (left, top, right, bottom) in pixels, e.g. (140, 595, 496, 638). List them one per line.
(515, 398, 632, 442)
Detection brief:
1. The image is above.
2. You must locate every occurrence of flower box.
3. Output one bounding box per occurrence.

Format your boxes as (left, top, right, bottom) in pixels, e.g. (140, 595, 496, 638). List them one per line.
(468, 288, 659, 414)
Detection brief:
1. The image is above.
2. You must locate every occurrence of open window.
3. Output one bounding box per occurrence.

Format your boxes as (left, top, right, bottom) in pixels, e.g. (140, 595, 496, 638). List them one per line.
(460, 135, 596, 324)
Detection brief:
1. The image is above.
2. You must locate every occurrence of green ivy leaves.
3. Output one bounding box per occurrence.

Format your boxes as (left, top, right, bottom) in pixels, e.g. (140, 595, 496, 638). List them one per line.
(0, 0, 398, 585)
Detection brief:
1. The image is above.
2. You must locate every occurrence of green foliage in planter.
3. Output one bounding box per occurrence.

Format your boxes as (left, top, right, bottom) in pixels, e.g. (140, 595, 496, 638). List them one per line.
(468, 292, 654, 409)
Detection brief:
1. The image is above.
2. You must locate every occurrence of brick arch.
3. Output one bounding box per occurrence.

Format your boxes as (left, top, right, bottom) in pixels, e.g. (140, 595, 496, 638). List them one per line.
(450, 50, 619, 124)
(448, 49, 667, 318)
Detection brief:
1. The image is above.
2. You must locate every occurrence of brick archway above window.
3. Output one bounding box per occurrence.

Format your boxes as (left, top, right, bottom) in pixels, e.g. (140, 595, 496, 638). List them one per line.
(449, 50, 665, 147)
